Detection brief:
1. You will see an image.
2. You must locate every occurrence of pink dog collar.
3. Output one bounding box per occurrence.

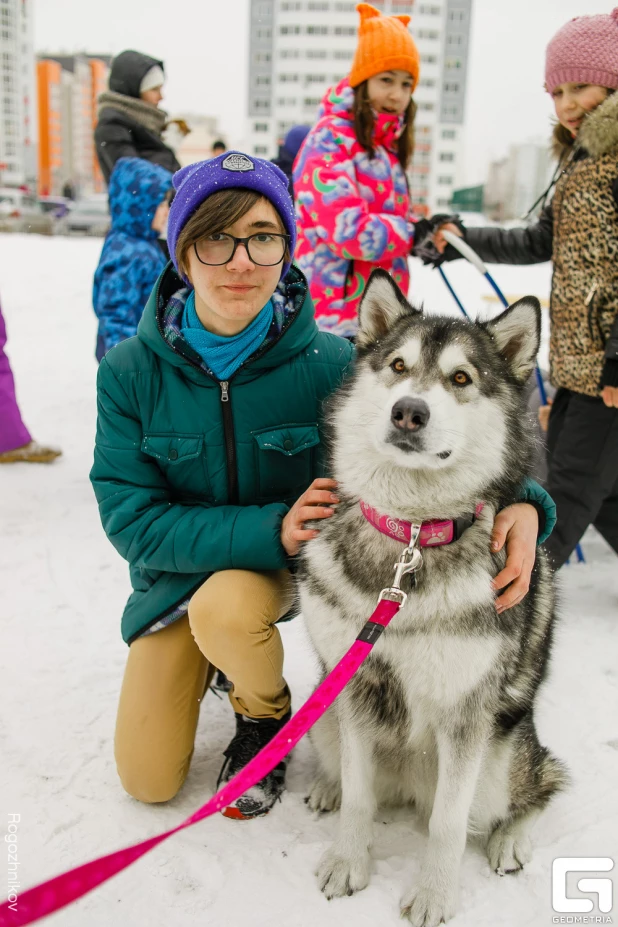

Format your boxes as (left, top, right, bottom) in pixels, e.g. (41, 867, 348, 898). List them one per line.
(360, 501, 484, 547)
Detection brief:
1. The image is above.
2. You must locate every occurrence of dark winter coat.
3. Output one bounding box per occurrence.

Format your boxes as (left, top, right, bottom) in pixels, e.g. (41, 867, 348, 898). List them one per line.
(93, 158, 172, 360)
(90, 265, 354, 642)
(94, 50, 181, 184)
(447, 92, 618, 397)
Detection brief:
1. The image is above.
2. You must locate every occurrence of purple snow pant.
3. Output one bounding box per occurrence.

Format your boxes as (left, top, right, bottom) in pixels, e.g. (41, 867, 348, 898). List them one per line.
(0, 300, 31, 453)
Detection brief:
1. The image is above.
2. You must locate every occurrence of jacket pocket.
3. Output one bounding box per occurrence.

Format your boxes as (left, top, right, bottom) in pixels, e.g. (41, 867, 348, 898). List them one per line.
(252, 424, 320, 502)
(141, 433, 212, 498)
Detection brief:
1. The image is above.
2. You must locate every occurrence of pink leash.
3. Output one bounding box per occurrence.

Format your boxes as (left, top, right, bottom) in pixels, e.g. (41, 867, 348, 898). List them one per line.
(0, 560, 423, 927)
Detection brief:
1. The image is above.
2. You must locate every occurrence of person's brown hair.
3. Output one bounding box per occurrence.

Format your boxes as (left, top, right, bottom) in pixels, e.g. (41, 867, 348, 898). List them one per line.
(352, 80, 416, 170)
(175, 187, 288, 279)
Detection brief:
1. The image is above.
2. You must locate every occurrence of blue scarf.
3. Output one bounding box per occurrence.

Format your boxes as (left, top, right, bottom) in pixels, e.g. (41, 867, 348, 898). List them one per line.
(180, 291, 274, 381)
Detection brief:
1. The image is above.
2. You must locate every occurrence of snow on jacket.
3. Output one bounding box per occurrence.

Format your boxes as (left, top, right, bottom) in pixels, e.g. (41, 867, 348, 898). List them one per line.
(293, 78, 414, 337)
(93, 157, 172, 360)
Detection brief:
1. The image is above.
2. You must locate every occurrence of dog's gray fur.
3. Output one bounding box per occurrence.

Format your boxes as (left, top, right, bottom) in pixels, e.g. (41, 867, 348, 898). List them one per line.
(298, 270, 567, 925)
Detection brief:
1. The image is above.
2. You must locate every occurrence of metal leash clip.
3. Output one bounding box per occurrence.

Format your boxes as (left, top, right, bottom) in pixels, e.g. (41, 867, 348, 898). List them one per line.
(377, 522, 423, 607)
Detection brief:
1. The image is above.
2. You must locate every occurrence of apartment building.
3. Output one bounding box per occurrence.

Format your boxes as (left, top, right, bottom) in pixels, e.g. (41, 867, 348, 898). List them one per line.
(37, 53, 111, 196)
(0, 0, 36, 188)
(246, 0, 472, 213)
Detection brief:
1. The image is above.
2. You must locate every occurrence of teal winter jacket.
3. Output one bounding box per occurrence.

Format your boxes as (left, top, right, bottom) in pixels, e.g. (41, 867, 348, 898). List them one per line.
(91, 264, 555, 643)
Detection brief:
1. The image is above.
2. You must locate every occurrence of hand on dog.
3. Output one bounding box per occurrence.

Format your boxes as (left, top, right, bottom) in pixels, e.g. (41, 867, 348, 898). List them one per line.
(601, 385, 618, 408)
(281, 478, 339, 557)
(491, 503, 538, 613)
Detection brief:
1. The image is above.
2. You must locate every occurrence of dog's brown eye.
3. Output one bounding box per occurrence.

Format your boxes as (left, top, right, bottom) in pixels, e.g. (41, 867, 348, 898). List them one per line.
(391, 358, 406, 373)
(452, 370, 471, 386)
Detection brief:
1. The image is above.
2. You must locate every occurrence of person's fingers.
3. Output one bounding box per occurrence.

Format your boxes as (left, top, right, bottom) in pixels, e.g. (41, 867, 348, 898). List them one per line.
(290, 528, 320, 541)
(495, 555, 534, 611)
(297, 505, 334, 522)
(492, 558, 522, 592)
(308, 478, 338, 491)
(490, 517, 512, 553)
(301, 490, 340, 507)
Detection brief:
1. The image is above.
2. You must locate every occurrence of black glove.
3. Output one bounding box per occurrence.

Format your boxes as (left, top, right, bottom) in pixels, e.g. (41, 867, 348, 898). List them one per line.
(599, 329, 618, 391)
(411, 213, 465, 267)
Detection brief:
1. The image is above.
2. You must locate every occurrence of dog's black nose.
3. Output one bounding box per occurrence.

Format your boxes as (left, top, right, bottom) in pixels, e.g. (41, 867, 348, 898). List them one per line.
(391, 398, 430, 432)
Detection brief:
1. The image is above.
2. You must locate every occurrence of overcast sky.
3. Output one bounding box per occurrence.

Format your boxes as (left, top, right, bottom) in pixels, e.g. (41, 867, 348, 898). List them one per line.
(34, 0, 616, 186)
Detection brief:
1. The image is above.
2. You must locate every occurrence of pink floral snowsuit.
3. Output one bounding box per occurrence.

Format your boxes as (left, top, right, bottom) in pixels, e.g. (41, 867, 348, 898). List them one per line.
(293, 78, 415, 337)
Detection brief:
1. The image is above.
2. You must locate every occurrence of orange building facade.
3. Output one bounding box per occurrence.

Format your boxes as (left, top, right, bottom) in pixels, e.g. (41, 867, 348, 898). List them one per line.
(37, 55, 110, 197)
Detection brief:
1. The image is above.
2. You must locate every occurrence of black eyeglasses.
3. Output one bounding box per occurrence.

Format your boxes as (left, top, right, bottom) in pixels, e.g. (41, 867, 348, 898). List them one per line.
(193, 232, 289, 267)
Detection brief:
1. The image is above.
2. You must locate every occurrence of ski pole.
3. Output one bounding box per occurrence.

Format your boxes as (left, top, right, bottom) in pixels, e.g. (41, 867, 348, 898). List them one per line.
(438, 231, 585, 564)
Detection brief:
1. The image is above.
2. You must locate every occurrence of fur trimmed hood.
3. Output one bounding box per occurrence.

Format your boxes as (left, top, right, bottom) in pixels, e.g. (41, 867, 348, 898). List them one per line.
(552, 90, 618, 160)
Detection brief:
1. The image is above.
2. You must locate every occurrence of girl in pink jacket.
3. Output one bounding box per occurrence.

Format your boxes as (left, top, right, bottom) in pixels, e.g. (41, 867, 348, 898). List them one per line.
(294, 3, 456, 337)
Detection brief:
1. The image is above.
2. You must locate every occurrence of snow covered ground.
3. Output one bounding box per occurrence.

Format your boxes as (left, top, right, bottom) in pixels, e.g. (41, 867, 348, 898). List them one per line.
(0, 233, 616, 927)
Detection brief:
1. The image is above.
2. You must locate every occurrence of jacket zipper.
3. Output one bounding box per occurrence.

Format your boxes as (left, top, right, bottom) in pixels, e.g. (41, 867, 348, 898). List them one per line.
(153, 267, 305, 505)
(219, 380, 239, 504)
(585, 282, 600, 345)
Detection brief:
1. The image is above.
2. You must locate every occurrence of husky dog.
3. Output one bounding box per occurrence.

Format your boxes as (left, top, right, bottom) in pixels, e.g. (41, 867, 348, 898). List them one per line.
(298, 270, 567, 926)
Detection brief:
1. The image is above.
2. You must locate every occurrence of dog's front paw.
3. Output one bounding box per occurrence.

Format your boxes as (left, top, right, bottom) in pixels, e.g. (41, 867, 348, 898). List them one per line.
(305, 776, 341, 813)
(316, 847, 370, 899)
(487, 824, 533, 875)
(400, 884, 457, 926)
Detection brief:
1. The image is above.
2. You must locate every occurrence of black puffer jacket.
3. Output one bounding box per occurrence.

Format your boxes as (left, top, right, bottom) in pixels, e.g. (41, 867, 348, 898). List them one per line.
(94, 50, 181, 185)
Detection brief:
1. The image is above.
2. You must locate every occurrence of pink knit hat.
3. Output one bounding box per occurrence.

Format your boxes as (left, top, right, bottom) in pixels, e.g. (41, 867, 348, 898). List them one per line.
(545, 7, 618, 94)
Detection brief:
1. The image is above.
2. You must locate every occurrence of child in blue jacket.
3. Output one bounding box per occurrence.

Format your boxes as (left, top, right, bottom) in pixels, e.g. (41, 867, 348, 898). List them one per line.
(93, 157, 172, 361)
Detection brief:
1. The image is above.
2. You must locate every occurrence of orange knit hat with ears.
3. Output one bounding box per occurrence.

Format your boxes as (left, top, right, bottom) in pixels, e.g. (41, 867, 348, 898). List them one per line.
(349, 3, 420, 91)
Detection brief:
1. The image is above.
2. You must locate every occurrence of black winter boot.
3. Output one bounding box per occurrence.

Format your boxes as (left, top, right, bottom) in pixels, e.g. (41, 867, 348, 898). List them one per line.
(217, 711, 291, 819)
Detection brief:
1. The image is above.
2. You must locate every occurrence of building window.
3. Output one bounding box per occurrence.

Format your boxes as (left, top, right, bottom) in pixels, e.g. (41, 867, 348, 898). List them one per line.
(418, 101, 434, 111)
(280, 24, 300, 34)
(442, 129, 456, 139)
(418, 4, 440, 12)
(422, 54, 437, 64)
(437, 176, 453, 185)
(439, 152, 454, 161)
(444, 82, 459, 92)
(254, 122, 269, 132)
(256, 28, 271, 38)
(308, 1, 329, 8)
(333, 49, 353, 59)
(280, 1, 301, 8)
(418, 78, 435, 88)
(256, 75, 271, 85)
(334, 25, 355, 35)
(445, 57, 462, 69)
(279, 73, 299, 82)
(279, 49, 298, 58)
(307, 49, 327, 58)
(307, 25, 329, 34)
(306, 74, 327, 83)
(254, 145, 269, 154)
(443, 105, 459, 117)
(418, 29, 439, 39)
(334, 1, 356, 9)
(253, 99, 269, 109)
(448, 9, 466, 20)
(303, 97, 321, 107)
(447, 34, 463, 45)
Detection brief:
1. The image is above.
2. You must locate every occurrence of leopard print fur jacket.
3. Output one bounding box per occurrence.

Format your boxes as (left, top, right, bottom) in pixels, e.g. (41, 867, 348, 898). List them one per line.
(549, 91, 618, 396)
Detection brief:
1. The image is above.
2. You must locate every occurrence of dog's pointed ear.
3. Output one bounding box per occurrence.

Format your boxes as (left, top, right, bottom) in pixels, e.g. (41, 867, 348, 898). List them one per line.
(483, 296, 541, 382)
(357, 269, 419, 348)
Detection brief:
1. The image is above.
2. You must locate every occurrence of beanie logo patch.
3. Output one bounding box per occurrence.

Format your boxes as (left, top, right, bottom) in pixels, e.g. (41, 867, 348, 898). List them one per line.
(222, 154, 255, 173)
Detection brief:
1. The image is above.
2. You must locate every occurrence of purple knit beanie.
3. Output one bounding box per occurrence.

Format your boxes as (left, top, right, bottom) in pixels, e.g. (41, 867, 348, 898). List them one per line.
(545, 7, 618, 94)
(167, 151, 297, 281)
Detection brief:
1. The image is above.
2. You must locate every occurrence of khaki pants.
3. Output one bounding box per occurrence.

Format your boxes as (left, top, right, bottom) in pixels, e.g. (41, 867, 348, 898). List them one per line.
(114, 569, 294, 803)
